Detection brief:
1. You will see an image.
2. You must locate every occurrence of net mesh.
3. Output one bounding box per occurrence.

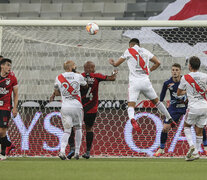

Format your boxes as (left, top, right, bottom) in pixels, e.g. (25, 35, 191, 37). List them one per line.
(1, 25, 207, 157)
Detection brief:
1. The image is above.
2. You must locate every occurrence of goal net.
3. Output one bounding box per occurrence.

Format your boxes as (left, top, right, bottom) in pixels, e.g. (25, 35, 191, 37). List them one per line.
(1, 20, 207, 157)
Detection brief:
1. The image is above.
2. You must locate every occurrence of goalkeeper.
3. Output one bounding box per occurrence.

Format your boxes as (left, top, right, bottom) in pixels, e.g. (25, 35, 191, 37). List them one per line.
(154, 63, 207, 156)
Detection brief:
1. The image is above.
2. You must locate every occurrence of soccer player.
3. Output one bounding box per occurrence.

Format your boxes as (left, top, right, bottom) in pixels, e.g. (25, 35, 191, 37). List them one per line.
(67, 61, 117, 159)
(53, 60, 87, 160)
(177, 56, 207, 161)
(154, 63, 187, 156)
(0, 58, 18, 160)
(109, 38, 174, 133)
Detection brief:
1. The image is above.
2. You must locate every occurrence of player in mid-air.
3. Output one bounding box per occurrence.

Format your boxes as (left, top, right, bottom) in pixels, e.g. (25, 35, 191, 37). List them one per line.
(0, 58, 18, 160)
(53, 60, 87, 160)
(178, 56, 207, 161)
(109, 38, 174, 133)
(67, 61, 117, 159)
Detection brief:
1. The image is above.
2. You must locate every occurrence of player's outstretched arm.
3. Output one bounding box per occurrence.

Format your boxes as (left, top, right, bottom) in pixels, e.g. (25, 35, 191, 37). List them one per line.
(109, 58, 125, 67)
(149, 56, 161, 72)
(12, 86, 18, 118)
(106, 70, 118, 81)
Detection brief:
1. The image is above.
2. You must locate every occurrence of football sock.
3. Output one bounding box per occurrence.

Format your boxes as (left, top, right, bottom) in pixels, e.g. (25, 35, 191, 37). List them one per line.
(127, 107, 135, 120)
(156, 102, 171, 122)
(86, 132, 94, 152)
(195, 136, 203, 154)
(68, 128, 75, 150)
(60, 131, 71, 154)
(75, 129, 82, 155)
(0, 136, 11, 156)
(203, 128, 207, 146)
(184, 127, 194, 147)
(160, 131, 168, 149)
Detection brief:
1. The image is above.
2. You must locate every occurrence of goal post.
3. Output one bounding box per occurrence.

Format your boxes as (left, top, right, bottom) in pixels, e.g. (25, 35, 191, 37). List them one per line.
(1, 20, 207, 157)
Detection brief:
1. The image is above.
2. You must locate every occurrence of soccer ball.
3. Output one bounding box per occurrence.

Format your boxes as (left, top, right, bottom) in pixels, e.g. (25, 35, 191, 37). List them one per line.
(86, 22, 99, 35)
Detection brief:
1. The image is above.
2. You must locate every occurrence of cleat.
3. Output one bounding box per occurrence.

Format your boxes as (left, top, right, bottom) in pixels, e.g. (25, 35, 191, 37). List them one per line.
(0, 154, 7, 161)
(204, 146, 207, 156)
(131, 119, 142, 133)
(186, 145, 195, 159)
(74, 154, 79, 160)
(185, 153, 199, 161)
(82, 152, 90, 159)
(58, 152, 66, 160)
(153, 148, 165, 157)
(6, 144, 15, 156)
(67, 150, 75, 159)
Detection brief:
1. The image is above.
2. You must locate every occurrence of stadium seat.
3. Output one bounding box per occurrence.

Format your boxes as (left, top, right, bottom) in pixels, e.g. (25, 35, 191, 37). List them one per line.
(0, 3, 19, 17)
(21, 101, 40, 107)
(31, 0, 52, 3)
(40, 3, 62, 18)
(146, 2, 169, 17)
(103, 3, 126, 17)
(125, 2, 147, 17)
(45, 101, 61, 108)
(19, 3, 40, 17)
(9, 0, 29, 3)
(52, 0, 73, 3)
(82, 2, 104, 17)
(61, 3, 82, 17)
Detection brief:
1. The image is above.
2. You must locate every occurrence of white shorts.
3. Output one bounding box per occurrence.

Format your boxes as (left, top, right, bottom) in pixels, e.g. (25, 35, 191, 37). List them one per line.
(128, 78, 157, 102)
(61, 107, 83, 130)
(185, 109, 207, 128)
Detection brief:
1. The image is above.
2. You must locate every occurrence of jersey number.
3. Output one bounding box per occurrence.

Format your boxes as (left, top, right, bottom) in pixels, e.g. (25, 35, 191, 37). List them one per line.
(136, 54, 147, 69)
(62, 82, 78, 96)
(86, 87, 93, 100)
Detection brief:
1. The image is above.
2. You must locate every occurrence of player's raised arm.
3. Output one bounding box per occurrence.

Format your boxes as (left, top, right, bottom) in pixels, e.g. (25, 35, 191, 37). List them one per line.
(109, 58, 125, 67)
(149, 56, 161, 72)
(106, 70, 118, 81)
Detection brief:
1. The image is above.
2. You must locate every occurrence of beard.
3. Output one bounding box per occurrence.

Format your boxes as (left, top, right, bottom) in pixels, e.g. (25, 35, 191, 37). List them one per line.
(72, 68, 77, 73)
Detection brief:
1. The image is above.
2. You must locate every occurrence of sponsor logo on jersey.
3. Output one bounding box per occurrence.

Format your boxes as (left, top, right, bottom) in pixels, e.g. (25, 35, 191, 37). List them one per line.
(86, 77, 95, 84)
(167, 83, 174, 90)
(0, 87, 9, 94)
(6, 79, 10, 85)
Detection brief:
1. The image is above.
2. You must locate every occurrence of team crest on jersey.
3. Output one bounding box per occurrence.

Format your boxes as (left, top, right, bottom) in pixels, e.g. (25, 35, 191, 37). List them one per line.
(167, 83, 174, 90)
(6, 79, 10, 85)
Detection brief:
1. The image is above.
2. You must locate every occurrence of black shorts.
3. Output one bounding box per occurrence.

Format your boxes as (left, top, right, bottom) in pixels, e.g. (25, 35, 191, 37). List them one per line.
(0, 110, 11, 128)
(84, 113, 97, 127)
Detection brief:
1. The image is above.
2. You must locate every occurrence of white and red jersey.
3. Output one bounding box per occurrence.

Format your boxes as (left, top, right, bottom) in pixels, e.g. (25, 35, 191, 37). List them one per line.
(0, 72, 18, 111)
(121, 45, 154, 80)
(179, 71, 207, 114)
(55, 72, 87, 108)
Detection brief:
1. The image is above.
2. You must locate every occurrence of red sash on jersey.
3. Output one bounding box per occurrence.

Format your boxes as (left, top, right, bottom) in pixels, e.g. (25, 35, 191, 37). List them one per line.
(184, 74, 207, 100)
(128, 48, 149, 75)
(58, 74, 81, 103)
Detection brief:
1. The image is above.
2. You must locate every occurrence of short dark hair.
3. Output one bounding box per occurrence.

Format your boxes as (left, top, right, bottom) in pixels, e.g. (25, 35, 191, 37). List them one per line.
(172, 63, 181, 70)
(189, 56, 200, 70)
(0, 58, 12, 66)
(129, 38, 140, 46)
(0, 55, 3, 58)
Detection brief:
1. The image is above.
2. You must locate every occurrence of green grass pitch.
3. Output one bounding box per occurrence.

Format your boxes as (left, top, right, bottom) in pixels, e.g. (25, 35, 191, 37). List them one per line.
(0, 157, 206, 180)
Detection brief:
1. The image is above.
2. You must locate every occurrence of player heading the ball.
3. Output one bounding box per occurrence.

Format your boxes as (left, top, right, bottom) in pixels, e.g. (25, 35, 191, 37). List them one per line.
(109, 38, 174, 133)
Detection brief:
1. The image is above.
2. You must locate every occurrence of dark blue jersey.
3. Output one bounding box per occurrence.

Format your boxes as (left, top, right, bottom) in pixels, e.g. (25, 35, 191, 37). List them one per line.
(160, 77, 187, 109)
